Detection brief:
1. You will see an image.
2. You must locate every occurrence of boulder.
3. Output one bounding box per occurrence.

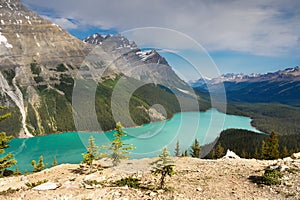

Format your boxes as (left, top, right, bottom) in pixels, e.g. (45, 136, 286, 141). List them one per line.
(291, 152, 300, 159)
(33, 182, 59, 191)
(223, 149, 240, 159)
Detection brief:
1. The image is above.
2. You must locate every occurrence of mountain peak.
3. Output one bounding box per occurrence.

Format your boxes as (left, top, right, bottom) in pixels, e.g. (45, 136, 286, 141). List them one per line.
(83, 32, 189, 92)
(83, 33, 138, 50)
(0, 0, 87, 69)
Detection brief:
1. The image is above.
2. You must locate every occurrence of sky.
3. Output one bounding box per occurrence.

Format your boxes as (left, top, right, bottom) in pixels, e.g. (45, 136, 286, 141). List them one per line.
(21, 0, 300, 80)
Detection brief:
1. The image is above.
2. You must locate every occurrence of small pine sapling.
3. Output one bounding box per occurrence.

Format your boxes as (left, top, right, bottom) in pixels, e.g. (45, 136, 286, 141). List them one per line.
(82, 136, 99, 168)
(151, 146, 175, 189)
(31, 155, 45, 172)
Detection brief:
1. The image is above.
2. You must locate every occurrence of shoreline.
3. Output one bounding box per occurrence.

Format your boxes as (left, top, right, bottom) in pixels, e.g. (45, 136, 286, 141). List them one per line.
(12, 108, 264, 141)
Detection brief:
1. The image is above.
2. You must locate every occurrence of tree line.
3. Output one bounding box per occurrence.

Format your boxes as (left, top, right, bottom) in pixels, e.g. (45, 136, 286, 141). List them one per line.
(204, 129, 300, 159)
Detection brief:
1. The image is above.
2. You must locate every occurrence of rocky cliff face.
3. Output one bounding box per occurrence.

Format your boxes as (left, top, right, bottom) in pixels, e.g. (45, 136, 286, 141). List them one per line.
(0, 0, 90, 137)
(0, 0, 87, 70)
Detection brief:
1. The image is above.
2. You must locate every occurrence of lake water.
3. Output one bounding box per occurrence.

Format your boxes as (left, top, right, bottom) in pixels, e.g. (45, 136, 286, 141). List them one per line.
(7, 109, 261, 172)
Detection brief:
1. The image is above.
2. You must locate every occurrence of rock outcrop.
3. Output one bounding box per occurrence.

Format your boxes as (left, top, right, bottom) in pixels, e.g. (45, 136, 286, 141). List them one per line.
(0, 0, 87, 70)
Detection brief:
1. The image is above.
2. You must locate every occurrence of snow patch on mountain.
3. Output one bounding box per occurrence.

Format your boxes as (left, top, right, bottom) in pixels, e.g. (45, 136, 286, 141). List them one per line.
(136, 50, 156, 61)
(0, 32, 13, 48)
(190, 66, 300, 87)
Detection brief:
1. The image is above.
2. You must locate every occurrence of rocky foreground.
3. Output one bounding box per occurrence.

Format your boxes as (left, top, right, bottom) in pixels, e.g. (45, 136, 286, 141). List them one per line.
(0, 154, 299, 200)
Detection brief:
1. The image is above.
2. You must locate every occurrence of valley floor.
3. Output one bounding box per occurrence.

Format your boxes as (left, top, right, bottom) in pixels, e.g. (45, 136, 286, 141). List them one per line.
(0, 156, 299, 200)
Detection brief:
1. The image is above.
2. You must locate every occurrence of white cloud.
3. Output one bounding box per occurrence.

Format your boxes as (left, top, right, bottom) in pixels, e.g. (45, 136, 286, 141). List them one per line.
(21, 0, 300, 56)
(42, 16, 78, 29)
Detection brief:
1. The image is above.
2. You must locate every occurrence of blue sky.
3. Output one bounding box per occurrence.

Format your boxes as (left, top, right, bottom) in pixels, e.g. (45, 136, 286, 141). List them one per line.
(21, 0, 300, 80)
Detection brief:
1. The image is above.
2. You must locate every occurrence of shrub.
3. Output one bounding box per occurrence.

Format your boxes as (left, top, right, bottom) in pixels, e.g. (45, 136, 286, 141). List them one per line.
(25, 179, 48, 188)
(261, 166, 283, 185)
(33, 76, 43, 83)
(56, 64, 68, 72)
(113, 177, 141, 189)
(31, 156, 45, 172)
(0, 187, 20, 195)
(30, 63, 41, 75)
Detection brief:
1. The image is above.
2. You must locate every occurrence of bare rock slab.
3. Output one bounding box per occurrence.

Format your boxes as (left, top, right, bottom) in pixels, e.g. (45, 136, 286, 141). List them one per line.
(33, 182, 60, 191)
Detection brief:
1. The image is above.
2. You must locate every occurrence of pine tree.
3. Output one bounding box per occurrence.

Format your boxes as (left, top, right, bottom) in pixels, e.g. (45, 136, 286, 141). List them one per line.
(14, 166, 22, 175)
(190, 139, 201, 158)
(31, 155, 45, 172)
(174, 140, 180, 157)
(52, 155, 57, 167)
(151, 146, 175, 189)
(181, 150, 188, 157)
(211, 148, 216, 159)
(253, 148, 260, 159)
(241, 149, 249, 158)
(267, 132, 280, 159)
(215, 143, 225, 158)
(281, 146, 289, 158)
(101, 122, 135, 166)
(82, 136, 99, 167)
(261, 132, 280, 160)
(261, 140, 267, 159)
(0, 107, 16, 177)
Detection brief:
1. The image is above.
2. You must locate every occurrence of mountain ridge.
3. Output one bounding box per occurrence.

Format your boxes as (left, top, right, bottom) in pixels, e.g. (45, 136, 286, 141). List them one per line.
(191, 66, 300, 106)
(190, 66, 300, 87)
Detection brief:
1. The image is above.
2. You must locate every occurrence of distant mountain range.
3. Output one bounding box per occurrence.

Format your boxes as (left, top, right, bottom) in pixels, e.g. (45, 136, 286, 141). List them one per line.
(191, 67, 300, 106)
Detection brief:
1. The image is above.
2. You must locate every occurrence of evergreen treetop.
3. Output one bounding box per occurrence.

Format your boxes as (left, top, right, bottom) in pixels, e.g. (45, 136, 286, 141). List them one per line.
(82, 136, 99, 167)
(190, 139, 201, 158)
(174, 140, 180, 157)
(31, 155, 45, 173)
(101, 122, 135, 166)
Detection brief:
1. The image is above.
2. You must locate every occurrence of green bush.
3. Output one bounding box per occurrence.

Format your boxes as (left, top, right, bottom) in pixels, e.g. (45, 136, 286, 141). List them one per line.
(30, 63, 41, 75)
(34, 76, 44, 83)
(56, 64, 68, 72)
(0, 187, 20, 195)
(25, 179, 48, 188)
(261, 167, 283, 185)
(113, 177, 141, 189)
(84, 180, 103, 186)
(2, 69, 15, 86)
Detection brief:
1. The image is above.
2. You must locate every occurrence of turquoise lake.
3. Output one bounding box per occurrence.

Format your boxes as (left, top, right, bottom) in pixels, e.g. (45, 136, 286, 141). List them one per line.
(7, 109, 261, 172)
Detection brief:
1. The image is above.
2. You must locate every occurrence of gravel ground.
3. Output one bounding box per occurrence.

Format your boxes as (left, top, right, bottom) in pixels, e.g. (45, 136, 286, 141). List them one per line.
(0, 155, 299, 200)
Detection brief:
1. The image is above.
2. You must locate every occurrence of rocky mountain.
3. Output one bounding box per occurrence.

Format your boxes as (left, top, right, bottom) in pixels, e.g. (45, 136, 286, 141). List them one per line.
(192, 67, 300, 106)
(0, 0, 90, 137)
(0, 0, 201, 138)
(83, 33, 190, 92)
(0, 0, 87, 69)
